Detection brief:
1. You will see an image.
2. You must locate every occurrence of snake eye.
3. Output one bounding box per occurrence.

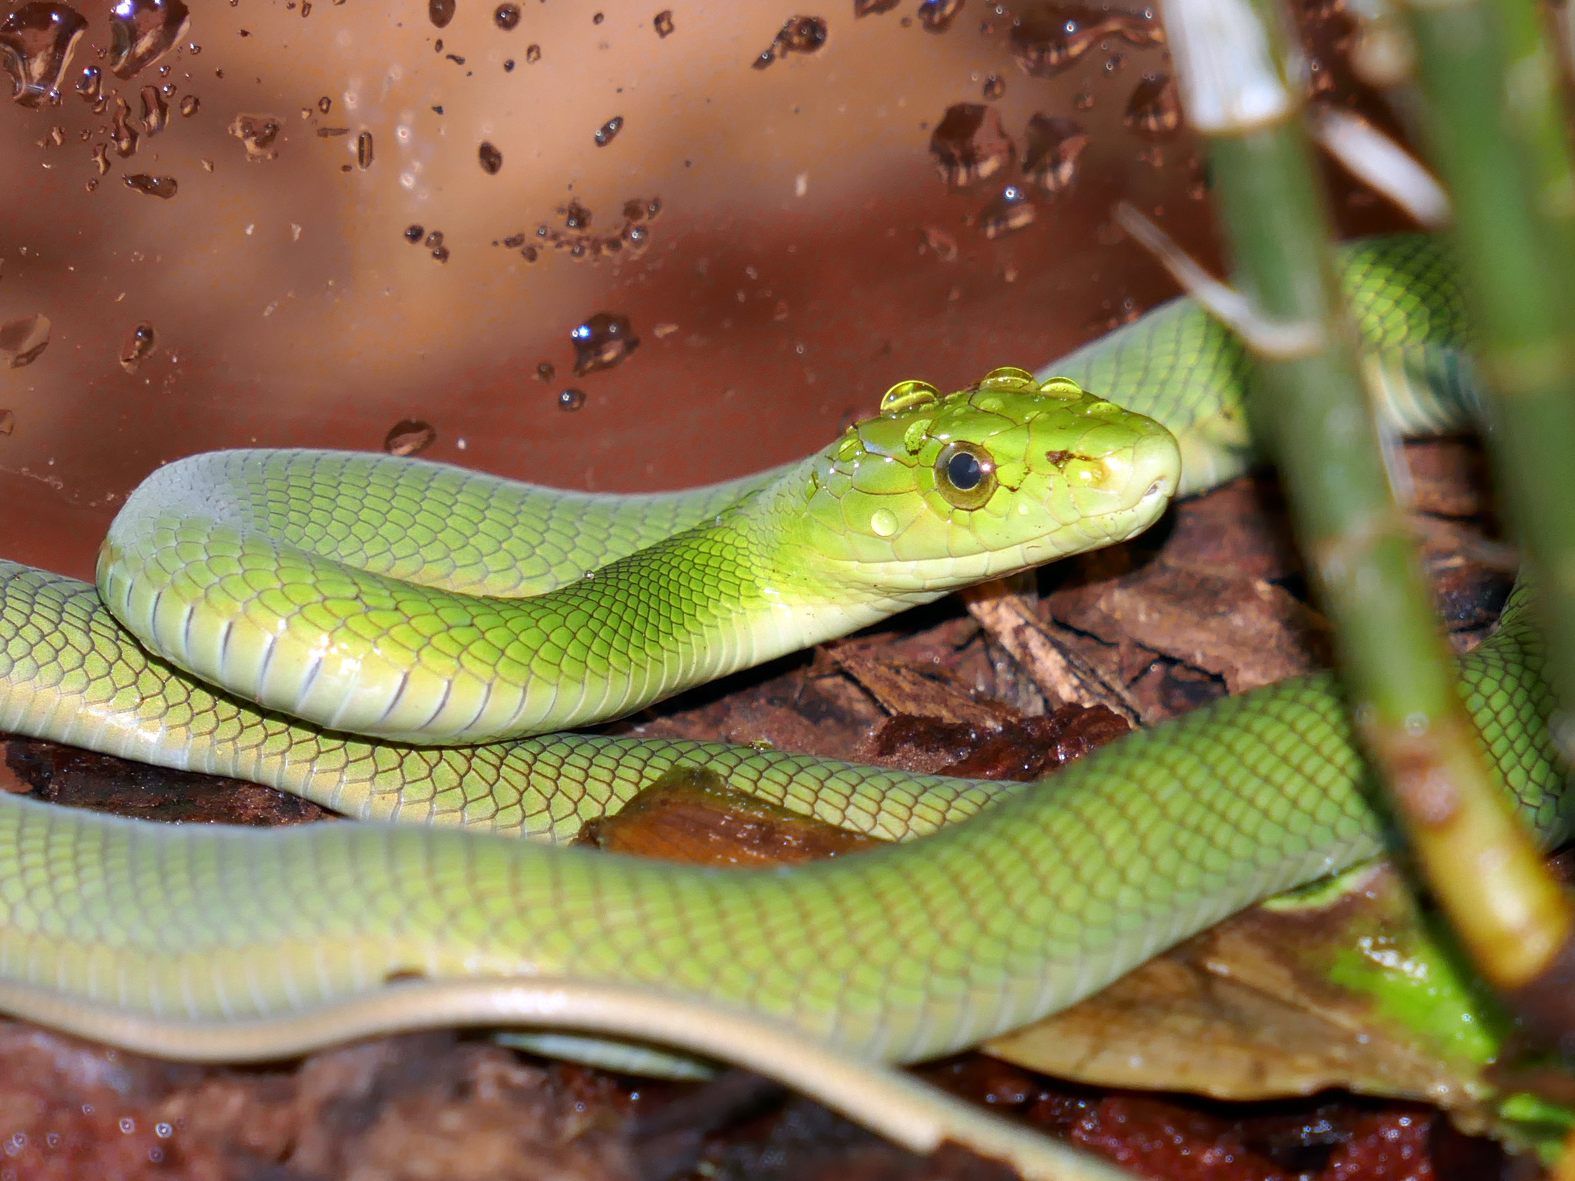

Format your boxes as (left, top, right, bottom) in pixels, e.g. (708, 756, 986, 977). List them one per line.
(934, 441, 997, 510)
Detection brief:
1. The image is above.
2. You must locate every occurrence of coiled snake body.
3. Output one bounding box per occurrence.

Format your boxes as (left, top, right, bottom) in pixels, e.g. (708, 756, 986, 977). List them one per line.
(0, 234, 1563, 1178)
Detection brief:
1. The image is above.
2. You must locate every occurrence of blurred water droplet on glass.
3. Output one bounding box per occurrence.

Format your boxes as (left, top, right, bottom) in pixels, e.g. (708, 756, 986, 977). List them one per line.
(118, 322, 156, 372)
(356, 129, 373, 169)
(90, 141, 109, 173)
(404, 223, 424, 242)
(1, 2, 88, 108)
(74, 62, 101, 104)
(0, 314, 51, 368)
(177, 92, 196, 116)
(228, 112, 281, 161)
(1123, 71, 1179, 137)
(1009, 3, 1162, 78)
(524, 42, 540, 62)
(1023, 113, 1087, 194)
(978, 182, 1035, 238)
(139, 84, 167, 134)
(478, 140, 502, 173)
(853, 0, 899, 14)
(653, 9, 673, 36)
(1072, 89, 1094, 111)
(571, 312, 639, 376)
(557, 388, 585, 411)
(754, 14, 826, 69)
(535, 361, 555, 381)
(428, 0, 455, 28)
(981, 72, 1004, 100)
(109, 95, 139, 155)
(108, 0, 190, 80)
(918, 0, 962, 33)
(593, 114, 623, 147)
(0, 410, 14, 435)
(123, 173, 176, 198)
(928, 103, 1012, 188)
(384, 419, 436, 455)
(494, 2, 519, 28)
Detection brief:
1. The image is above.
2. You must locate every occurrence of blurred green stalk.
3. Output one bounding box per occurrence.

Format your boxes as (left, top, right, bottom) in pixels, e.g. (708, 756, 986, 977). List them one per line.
(1395, 0, 1575, 1027)
(1156, 0, 1573, 1016)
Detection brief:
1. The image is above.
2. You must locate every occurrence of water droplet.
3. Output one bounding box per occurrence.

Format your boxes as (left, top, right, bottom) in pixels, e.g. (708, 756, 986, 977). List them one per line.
(124, 172, 176, 197)
(502, 57, 514, 70)
(119, 321, 156, 371)
(428, 0, 455, 27)
(228, 112, 281, 161)
(1023, 113, 1087, 194)
(1009, 2, 1162, 78)
(981, 72, 1004, 100)
(177, 92, 196, 116)
(593, 11, 604, 23)
(593, 114, 622, 147)
(918, 0, 963, 33)
(404, 223, 424, 242)
(919, 225, 957, 261)
(1123, 72, 1179, 137)
(108, 0, 190, 80)
(753, 14, 826, 68)
(869, 508, 898, 536)
(853, 0, 899, 14)
(524, 42, 540, 62)
(534, 360, 554, 380)
(571, 312, 639, 375)
(1, 2, 88, 108)
(928, 103, 1012, 187)
(90, 141, 109, 173)
(478, 140, 502, 173)
(494, 2, 519, 27)
(0, 409, 14, 435)
(557, 387, 585, 411)
(0, 314, 51, 367)
(139, 83, 167, 134)
(653, 8, 673, 36)
(1072, 89, 1094, 111)
(384, 419, 435, 455)
(356, 129, 373, 168)
(979, 182, 1035, 238)
(74, 63, 101, 104)
(562, 199, 591, 229)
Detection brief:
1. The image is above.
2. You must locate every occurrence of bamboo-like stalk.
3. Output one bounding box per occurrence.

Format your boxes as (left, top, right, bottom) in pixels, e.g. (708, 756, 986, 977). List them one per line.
(1394, 0, 1575, 1025)
(1154, 0, 1574, 1020)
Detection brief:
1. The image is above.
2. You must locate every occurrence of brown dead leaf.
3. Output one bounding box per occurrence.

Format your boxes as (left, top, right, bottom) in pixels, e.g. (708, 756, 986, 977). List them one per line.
(984, 862, 1507, 1133)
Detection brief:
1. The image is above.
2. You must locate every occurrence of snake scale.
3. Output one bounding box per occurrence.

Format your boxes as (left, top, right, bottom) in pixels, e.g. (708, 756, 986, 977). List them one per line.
(0, 234, 1564, 1178)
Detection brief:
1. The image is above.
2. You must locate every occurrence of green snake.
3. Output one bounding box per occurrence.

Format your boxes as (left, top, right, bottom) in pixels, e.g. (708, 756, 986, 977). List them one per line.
(0, 234, 1563, 1179)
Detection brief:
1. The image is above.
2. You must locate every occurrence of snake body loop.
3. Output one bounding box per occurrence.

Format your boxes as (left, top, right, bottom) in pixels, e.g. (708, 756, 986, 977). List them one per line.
(0, 234, 1556, 1177)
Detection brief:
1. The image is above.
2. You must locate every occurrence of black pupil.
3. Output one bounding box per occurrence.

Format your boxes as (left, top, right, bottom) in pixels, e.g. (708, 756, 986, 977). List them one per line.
(947, 450, 983, 491)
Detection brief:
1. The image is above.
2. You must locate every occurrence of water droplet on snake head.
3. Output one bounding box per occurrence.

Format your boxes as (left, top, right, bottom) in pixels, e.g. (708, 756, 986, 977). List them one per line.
(1123, 72, 1180, 137)
(653, 8, 673, 37)
(1023, 113, 1087, 195)
(108, 0, 189, 80)
(928, 103, 1013, 188)
(119, 322, 156, 371)
(880, 379, 940, 413)
(384, 419, 436, 456)
(0, 314, 51, 368)
(1, 2, 88, 108)
(869, 507, 899, 537)
(570, 312, 640, 376)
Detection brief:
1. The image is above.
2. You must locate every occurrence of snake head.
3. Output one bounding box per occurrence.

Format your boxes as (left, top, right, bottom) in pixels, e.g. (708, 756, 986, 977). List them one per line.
(791, 367, 1181, 592)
